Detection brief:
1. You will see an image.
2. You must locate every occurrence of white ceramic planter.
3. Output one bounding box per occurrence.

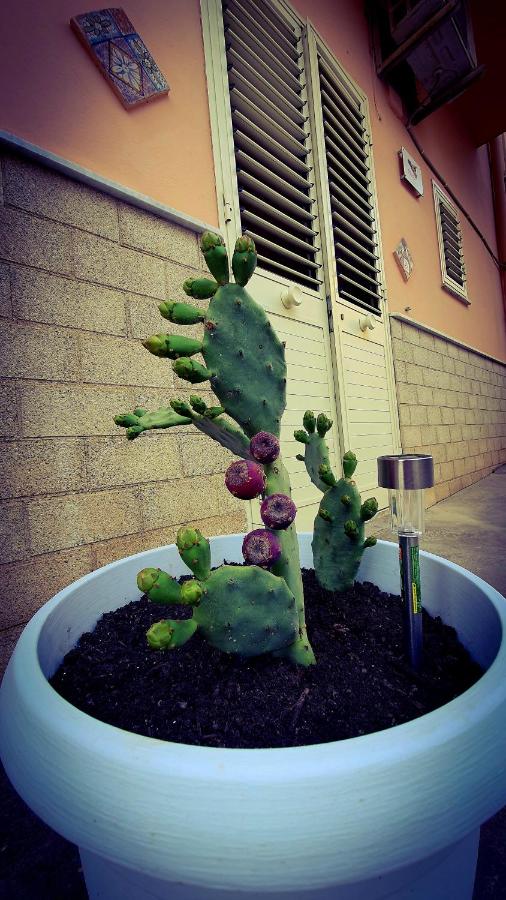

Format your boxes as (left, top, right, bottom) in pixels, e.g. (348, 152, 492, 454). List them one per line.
(1, 535, 506, 900)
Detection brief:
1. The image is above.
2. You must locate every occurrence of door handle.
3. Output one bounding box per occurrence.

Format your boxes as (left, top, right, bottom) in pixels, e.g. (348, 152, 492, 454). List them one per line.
(359, 314, 375, 332)
(281, 286, 303, 309)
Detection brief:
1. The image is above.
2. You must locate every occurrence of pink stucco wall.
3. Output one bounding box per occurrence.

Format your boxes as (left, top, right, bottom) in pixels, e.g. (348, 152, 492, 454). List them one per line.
(0, 0, 218, 226)
(1, 0, 504, 359)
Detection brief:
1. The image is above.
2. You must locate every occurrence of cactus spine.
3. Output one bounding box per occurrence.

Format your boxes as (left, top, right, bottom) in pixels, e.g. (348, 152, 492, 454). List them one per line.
(296, 413, 378, 592)
(115, 233, 315, 665)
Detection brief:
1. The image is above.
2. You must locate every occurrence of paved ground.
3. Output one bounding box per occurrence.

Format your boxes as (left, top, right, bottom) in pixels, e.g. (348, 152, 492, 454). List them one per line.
(1, 466, 506, 899)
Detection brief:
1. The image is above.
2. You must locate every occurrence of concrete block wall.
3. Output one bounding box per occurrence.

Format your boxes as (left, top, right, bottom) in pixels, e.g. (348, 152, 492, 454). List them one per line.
(0, 151, 247, 673)
(390, 317, 506, 506)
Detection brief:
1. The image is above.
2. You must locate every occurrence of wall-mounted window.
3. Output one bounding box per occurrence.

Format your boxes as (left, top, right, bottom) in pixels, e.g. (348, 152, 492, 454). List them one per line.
(432, 181, 469, 303)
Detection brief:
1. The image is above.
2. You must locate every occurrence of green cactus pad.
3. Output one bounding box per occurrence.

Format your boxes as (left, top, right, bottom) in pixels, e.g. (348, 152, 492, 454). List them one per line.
(173, 357, 212, 384)
(147, 618, 198, 650)
(194, 565, 298, 657)
(232, 235, 257, 286)
(159, 300, 206, 325)
(183, 278, 219, 299)
(180, 580, 203, 606)
(200, 232, 229, 285)
(202, 283, 286, 437)
(176, 527, 211, 581)
(137, 568, 182, 604)
(143, 334, 203, 360)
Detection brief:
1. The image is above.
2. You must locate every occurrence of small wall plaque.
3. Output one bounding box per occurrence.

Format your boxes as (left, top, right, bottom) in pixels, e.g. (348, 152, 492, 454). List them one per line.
(394, 239, 414, 281)
(70, 8, 169, 108)
(399, 147, 423, 197)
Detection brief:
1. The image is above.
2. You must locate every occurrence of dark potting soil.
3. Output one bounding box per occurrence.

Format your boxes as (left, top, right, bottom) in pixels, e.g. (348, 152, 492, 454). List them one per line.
(50, 568, 483, 749)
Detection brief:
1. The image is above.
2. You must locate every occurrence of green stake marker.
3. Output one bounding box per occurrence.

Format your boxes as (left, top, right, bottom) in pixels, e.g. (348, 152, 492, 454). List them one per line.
(377, 454, 434, 671)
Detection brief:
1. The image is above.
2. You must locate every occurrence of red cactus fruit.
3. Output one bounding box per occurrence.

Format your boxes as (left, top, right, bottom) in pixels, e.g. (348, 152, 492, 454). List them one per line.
(225, 460, 265, 499)
(242, 529, 281, 568)
(249, 431, 280, 463)
(260, 493, 297, 530)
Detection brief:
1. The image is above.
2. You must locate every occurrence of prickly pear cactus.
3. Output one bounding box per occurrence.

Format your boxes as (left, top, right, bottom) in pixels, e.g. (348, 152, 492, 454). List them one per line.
(144, 530, 298, 657)
(295, 411, 378, 592)
(115, 233, 315, 666)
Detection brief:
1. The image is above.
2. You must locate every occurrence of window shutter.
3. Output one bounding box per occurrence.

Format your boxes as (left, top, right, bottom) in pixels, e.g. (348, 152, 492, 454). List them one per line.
(315, 54, 383, 314)
(433, 182, 468, 301)
(222, 0, 321, 290)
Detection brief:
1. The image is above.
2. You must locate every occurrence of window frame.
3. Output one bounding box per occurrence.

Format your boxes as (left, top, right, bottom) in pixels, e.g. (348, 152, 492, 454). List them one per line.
(432, 180, 470, 304)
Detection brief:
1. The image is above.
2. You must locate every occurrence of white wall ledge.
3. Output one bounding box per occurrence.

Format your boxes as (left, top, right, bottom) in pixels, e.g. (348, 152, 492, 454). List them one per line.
(0, 131, 221, 237)
(390, 313, 506, 368)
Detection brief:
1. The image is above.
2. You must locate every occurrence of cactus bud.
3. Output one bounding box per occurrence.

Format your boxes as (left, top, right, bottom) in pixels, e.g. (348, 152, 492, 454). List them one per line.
(158, 301, 205, 325)
(294, 429, 310, 444)
(173, 357, 212, 384)
(189, 395, 207, 414)
(341, 494, 352, 507)
(180, 580, 203, 606)
(260, 493, 297, 530)
(364, 536, 377, 549)
(137, 568, 182, 604)
(225, 460, 265, 499)
(250, 431, 280, 463)
(204, 406, 225, 418)
(170, 399, 193, 417)
(295, 453, 305, 462)
(343, 451, 358, 478)
(147, 618, 197, 650)
(344, 520, 359, 540)
(177, 527, 211, 580)
(183, 277, 218, 299)
(318, 508, 333, 522)
(200, 232, 229, 285)
(242, 529, 282, 568)
(143, 334, 202, 360)
(303, 410, 316, 433)
(360, 498, 379, 522)
(132, 407, 148, 417)
(126, 425, 144, 440)
(316, 413, 332, 436)
(114, 413, 140, 427)
(319, 463, 337, 487)
(232, 235, 257, 286)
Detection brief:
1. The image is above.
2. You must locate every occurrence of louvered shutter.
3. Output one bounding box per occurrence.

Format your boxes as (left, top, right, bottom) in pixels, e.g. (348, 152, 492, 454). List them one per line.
(222, 0, 321, 291)
(317, 56, 383, 313)
(433, 182, 468, 301)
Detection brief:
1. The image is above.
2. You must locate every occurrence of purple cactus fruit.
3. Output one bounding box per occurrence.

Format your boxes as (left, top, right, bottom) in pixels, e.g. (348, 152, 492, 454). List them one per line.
(249, 431, 280, 464)
(260, 493, 297, 530)
(225, 459, 265, 499)
(242, 529, 281, 568)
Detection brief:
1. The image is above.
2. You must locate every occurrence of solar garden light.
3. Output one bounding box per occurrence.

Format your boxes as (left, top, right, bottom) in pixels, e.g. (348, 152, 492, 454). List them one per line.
(377, 454, 434, 671)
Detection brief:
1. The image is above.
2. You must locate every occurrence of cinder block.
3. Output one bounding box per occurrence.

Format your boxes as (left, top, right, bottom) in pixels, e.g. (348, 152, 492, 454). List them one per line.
(405, 363, 425, 386)
(440, 460, 455, 481)
(412, 346, 430, 368)
(85, 433, 181, 489)
(416, 385, 433, 406)
(0, 206, 74, 275)
(453, 458, 466, 477)
(442, 356, 456, 374)
(389, 318, 403, 340)
(179, 433, 235, 477)
(0, 321, 81, 381)
(140, 473, 242, 531)
(19, 381, 135, 437)
(28, 487, 142, 554)
(427, 406, 443, 425)
(450, 424, 463, 442)
(410, 406, 428, 426)
(398, 404, 411, 426)
(80, 333, 172, 388)
(436, 425, 451, 443)
(74, 232, 166, 298)
(440, 407, 455, 425)
(401, 322, 419, 345)
(0, 438, 86, 499)
(417, 331, 435, 351)
(401, 425, 422, 448)
(3, 157, 119, 240)
(393, 359, 407, 382)
(11, 266, 127, 336)
(429, 443, 447, 464)
(391, 338, 411, 363)
(423, 426, 438, 445)
(0, 546, 93, 630)
(118, 204, 200, 266)
(397, 383, 417, 405)
(0, 501, 28, 563)
(0, 263, 11, 318)
(421, 368, 439, 388)
(0, 381, 19, 437)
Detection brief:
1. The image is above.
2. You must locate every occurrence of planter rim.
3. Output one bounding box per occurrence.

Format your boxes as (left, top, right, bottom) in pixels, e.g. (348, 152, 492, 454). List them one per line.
(7, 535, 506, 772)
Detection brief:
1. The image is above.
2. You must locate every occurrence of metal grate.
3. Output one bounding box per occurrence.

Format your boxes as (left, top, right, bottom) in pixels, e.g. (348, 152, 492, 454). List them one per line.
(318, 57, 382, 314)
(222, 0, 321, 290)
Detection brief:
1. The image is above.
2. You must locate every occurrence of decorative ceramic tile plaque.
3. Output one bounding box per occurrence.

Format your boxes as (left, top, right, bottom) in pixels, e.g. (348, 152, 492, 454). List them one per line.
(70, 8, 169, 108)
(393, 238, 414, 282)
